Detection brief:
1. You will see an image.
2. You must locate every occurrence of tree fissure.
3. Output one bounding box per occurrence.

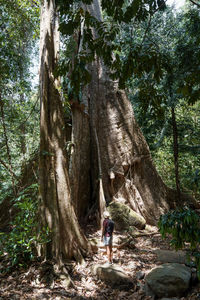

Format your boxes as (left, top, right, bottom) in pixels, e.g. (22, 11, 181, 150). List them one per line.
(94, 128, 106, 223)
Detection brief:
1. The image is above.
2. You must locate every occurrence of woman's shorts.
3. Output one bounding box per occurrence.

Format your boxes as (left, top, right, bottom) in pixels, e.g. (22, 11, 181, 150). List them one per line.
(103, 235, 113, 246)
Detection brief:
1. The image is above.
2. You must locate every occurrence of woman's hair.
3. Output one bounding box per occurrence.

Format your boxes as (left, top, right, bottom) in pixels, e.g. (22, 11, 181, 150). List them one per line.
(103, 211, 110, 218)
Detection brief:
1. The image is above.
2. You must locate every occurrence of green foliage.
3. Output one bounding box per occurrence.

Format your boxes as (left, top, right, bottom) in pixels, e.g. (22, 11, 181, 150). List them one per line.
(0, 184, 50, 270)
(125, 6, 200, 197)
(0, 0, 40, 196)
(158, 208, 200, 249)
(144, 101, 200, 195)
(125, 6, 200, 119)
(175, 8, 200, 105)
(56, 0, 166, 100)
(0, 0, 41, 267)
(0, 1, 41, 270)
(158, 208, 200, 277)
(0, 0, 39, 85)
(0, 92, 40, 197)
(101, 0, 166, 22)
(57, 5, 120, 99)
(56, 1, 200, 113)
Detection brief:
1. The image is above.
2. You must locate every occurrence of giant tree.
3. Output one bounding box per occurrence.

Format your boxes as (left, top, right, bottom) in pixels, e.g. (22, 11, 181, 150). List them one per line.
(39, 0, 90, 263)
(57, 0, 180, 226)
(39, 0, 199, 263)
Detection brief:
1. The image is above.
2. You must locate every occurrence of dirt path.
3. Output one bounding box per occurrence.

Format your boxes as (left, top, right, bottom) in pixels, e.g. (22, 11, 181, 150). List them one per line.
(0, 229, 200, 299)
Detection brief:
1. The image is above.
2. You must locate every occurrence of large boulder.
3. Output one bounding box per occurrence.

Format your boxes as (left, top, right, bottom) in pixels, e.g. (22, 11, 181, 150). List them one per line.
(91, 263, 133, 288)
(145, 263, 191, 298)
(108, 201, 146, 230)
(154, 249, 188, 264)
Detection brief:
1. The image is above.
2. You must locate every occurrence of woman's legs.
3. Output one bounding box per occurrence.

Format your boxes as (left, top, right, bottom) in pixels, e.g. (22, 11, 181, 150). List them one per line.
(106, 245, 113, 263)
(109, 244, 113, 263)
(104, 236, 113, 263)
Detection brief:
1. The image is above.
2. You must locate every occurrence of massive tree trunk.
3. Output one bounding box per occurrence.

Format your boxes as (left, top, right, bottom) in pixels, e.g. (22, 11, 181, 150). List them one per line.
(69, 101, 92, 221)
(70, 0, 187, 226)
(39, 0, 89, 261)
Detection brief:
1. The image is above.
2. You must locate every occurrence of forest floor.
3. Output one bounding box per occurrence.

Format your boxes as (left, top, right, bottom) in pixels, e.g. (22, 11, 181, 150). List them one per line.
(0, 226, 200, 300)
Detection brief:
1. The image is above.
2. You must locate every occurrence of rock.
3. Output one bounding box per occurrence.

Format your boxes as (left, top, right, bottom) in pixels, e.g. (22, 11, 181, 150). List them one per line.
(145, 263, 191, 298)
(145, 282, 156, 297)
(107, 201, 146, 230)
(191, 268, 198, 284)
(91, 263, 133, 288)
(154, 249, 188, 264)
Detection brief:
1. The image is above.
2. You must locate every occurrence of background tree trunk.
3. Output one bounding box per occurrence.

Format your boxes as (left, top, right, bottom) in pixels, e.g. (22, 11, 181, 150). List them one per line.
(171, 106, 181, 203)
(19, 66, 26, 161)
(0, 92, 17, 197)
(39, 0, 89, 261)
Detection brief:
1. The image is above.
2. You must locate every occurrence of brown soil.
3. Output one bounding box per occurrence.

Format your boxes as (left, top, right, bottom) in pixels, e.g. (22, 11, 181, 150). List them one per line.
(0, 227, 200, 300)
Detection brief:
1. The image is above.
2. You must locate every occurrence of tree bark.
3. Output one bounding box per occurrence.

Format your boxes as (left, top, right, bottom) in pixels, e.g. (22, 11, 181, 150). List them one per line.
(69, 100, 92, 222)
(19, 65, 26, 160)
(0, 158, 18, 180)
(70, 0, 183, 226)
(171, 106, 181, 202)
(39, 0, 89, 261)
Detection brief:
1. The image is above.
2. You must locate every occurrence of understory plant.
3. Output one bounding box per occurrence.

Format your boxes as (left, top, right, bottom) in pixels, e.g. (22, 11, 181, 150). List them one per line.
(158, 207, 200, 277)
(0, 184, 50, 270)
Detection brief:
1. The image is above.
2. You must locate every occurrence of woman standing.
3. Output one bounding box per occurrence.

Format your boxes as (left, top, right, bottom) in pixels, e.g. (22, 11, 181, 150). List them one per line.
(101, 211, 114, 264)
